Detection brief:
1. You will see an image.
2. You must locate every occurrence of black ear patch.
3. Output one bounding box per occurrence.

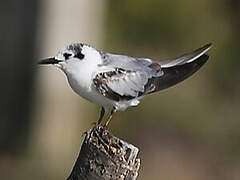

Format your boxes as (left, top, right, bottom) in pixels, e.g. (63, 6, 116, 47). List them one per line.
(75, 52, 85, 60)
(63, 53, 72, 59)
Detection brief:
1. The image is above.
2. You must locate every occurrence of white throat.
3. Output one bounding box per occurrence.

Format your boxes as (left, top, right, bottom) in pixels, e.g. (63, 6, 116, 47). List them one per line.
(59, 46, 103, 97)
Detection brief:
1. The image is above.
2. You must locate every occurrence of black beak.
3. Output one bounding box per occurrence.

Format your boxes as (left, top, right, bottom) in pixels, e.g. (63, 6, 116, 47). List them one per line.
(38, 57, 62, 65)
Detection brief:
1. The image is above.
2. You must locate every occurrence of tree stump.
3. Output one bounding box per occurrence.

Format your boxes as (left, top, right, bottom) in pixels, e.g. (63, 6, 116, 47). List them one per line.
(67, 126, 140, 180)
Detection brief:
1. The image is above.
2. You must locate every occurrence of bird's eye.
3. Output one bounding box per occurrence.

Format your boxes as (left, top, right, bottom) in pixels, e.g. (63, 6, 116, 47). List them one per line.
(75, 52, 85, 60)
(63, 53, 72, 59)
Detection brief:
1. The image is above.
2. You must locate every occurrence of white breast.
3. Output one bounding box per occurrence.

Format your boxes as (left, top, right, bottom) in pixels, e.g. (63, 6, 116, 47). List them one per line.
(59, 46, 113, 108)
(59, 46, 143, 111)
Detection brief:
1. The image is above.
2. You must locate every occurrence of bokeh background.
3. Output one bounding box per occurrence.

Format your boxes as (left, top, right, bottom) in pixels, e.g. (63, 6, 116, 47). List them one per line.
(1, 0, 240, 179)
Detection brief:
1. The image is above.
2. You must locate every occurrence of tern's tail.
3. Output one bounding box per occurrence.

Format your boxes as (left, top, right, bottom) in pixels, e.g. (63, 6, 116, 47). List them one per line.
(147, 44, 211, 93)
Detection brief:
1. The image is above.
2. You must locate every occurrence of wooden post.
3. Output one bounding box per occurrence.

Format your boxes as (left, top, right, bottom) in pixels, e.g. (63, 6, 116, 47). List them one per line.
(67, 126, 140, 180)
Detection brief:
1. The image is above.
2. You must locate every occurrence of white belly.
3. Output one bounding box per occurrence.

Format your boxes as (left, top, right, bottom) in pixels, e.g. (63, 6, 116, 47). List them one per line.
(67, 74, 141, 112)
(66, 73, 114, 109)
(60, 51, 141, 111)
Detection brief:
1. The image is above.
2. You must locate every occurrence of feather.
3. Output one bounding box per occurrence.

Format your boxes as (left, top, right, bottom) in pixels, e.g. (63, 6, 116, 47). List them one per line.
(94, 44, 211, 102)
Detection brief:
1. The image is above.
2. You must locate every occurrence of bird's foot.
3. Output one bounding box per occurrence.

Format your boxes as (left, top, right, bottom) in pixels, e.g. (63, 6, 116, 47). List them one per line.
(81, 131, 88, 137)
(102, 124, 109, 131)
(92, 121, 105, 131)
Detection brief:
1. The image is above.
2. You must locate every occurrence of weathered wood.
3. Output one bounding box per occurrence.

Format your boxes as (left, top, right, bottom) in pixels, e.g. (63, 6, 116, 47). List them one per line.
(67, 126, 140, 180)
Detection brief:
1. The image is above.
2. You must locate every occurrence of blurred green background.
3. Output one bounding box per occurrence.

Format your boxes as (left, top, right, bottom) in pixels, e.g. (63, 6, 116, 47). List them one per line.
(0, 0, 240, 179)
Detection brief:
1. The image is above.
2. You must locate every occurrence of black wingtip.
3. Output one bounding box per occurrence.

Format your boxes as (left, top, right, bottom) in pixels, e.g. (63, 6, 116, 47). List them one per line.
(203, 43, 213, 50)
(195, 43, 212, 54)
(147, 54, 209, 93)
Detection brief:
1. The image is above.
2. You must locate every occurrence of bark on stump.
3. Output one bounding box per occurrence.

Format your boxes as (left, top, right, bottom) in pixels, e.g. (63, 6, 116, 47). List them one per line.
(67, 126, 140, 180)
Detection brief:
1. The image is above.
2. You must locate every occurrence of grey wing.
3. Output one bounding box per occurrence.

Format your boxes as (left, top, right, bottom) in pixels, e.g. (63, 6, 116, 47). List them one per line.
(93, 68, 158, 101)
(95, 43, 211, 101)
(100, 51, 159, 74)
(100, 43, 211, 72)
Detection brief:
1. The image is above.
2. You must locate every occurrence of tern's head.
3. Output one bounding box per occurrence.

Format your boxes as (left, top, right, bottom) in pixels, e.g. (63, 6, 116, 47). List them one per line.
(38, 43, 100, 70)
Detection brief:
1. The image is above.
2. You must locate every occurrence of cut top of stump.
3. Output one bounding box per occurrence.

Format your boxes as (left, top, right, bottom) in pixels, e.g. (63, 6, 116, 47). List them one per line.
(67, 126, 140, 180)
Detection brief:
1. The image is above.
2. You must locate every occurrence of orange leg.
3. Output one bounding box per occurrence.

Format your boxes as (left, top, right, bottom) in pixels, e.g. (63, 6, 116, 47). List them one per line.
(104, 107, 116, 128)
(97, 107, 105, 125)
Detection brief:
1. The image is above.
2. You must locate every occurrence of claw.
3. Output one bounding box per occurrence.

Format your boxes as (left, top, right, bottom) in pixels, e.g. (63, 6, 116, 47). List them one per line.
(81, 131, 88, 137)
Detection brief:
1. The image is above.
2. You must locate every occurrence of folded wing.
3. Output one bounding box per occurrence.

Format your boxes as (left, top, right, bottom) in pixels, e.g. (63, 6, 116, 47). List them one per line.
(93, 68, 150, 101)
(94, 44, 212, 101)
